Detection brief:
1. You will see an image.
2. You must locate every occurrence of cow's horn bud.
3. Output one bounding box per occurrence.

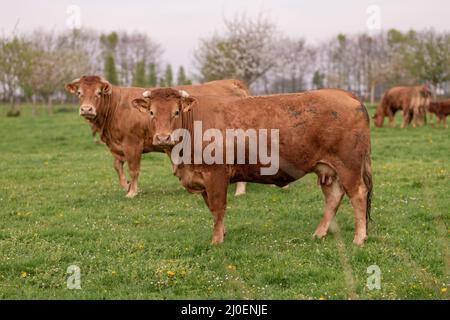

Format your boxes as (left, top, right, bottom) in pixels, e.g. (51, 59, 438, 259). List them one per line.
(143, 90, 151, 98)
(179, 90, 189, 98)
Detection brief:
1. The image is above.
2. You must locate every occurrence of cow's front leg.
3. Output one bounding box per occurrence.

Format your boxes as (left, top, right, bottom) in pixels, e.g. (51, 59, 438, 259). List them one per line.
(113, 158, 129, 191)
(435, 116, 441, 128)
(124, 145, 142, 198)
(388, 115, 395, 128)
(202, 172, 229, 244)
(401, 109, 410, 129)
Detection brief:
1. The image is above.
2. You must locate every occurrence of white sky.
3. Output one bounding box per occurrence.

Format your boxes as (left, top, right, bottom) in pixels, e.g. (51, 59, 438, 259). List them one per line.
(1, 0, 449, 74)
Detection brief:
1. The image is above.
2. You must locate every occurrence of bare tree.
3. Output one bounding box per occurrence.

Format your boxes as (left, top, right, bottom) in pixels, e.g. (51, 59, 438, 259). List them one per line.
(194, 14, 278, 87)
(24, 30, 94, 113)
(265, 37, 315, 93)
(115, 31, 163, 86)
(0, 35, 33, 113)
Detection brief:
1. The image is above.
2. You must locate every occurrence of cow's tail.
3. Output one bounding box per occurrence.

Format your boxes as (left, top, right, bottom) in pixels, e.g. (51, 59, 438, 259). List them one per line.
(363, 149, 373, 233)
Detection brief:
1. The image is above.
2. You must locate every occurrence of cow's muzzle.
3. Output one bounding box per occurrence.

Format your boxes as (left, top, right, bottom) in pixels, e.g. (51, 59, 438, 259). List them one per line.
(80, 105, 97, 119)
(153, 134, 175, 147)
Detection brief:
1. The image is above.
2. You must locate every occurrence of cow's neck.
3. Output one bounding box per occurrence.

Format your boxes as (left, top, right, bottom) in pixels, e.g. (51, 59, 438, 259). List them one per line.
(181, 105, 195, 137)
(93, 86, 121, 139)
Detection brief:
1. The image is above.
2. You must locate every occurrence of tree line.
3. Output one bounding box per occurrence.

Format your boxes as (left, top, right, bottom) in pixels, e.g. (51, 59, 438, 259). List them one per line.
(1, 14, 449, 114)
(194, 15, 450, 102)
(0, 29, 191, 114)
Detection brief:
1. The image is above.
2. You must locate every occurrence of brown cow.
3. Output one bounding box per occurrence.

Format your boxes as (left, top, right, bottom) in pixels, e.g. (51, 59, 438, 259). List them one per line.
(65, 76, 249, 198)
(429, 100, 450, 128)
(132, 88, 372, 246)
(373, 85, 431, 128)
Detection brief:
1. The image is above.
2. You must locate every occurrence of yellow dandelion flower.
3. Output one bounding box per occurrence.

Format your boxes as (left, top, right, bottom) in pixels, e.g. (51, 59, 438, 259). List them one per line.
(226, 265, 236, 271)
(20, 272, 28, 279)
(111, 271, 117, 277)
(167, 271, 175, 278)
(441, 287, 447, 293)
(319, 296, 326, 300)
(137, 243, 145, 250)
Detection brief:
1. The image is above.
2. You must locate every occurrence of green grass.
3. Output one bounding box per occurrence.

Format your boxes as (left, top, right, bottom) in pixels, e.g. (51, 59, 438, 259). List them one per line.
(0, 104, 448, 300)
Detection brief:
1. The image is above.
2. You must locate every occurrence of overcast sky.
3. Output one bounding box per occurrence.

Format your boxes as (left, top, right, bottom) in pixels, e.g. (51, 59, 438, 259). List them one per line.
(1, 0, 449, 73)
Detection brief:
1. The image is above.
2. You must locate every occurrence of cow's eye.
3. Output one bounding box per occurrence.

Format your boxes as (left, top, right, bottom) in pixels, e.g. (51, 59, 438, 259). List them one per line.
(77, 91, 81, 96)
(149, 110, 154, 117)
(96, 90, 101, 97)
(174, 110, 180, 117)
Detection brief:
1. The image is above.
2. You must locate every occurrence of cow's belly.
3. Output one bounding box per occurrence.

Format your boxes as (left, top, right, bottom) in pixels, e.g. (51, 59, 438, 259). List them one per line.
(230, 164, 306, 187)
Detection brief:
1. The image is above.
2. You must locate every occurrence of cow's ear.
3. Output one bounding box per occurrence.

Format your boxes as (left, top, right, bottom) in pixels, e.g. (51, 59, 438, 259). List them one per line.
(101, 80, 113, 95)
(132, 98, 149, 112)
(181, 97, 196, 113)
(65, 78, 80, 94)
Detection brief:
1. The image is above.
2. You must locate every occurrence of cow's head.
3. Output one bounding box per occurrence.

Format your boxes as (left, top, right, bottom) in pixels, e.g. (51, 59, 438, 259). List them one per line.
(420, 85, 432, 99)
(132, 88, 196, 147)
(372, 109, 384, 128)
(65, 76, 113, 119)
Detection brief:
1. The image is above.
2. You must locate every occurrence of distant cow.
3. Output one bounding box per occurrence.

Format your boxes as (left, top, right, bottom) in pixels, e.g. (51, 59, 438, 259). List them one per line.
(373, 86, 431, 128)
(429, 100, 450, 128)
(65, 76, 249, 198)
(133, 88, 372, 246)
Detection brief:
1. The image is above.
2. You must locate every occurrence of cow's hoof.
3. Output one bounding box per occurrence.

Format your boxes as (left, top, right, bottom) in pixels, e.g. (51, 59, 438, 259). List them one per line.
(313, 229, 327, 239)
(126, 191, 138, 198)
(352, 235, 367, 247)
(234, 191, 246, 197)
(211, 234, 224, 244)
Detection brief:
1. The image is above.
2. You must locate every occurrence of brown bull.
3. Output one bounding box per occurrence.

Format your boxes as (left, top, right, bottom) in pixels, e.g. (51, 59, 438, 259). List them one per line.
(373, 86, 431, 128)
(65, 76, 249, 198)
(133, 88, 373, 246)
(429, 100, 450, 128)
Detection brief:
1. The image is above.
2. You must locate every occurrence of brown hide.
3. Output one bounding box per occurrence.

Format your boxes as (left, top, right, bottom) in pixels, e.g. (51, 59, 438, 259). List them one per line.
(429, 100, 450, 128)
(65, 75, 250, 197)
(373, 86, 431, 128)
(138, 88, 373, 246)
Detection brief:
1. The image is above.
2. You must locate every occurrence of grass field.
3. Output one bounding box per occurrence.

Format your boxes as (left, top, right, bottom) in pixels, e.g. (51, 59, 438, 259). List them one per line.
(0, 104, 448, 300)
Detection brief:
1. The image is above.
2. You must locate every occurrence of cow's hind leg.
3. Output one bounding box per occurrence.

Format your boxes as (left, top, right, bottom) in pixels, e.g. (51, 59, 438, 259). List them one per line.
(313, 164, 345, 239)
(349, 183, 369, 246)
(337, 166, 370, 246)
(113, 158, 129, 191)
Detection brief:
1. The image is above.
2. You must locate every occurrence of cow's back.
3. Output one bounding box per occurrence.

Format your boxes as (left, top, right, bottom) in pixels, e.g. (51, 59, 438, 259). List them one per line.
(192, 89, 369, 170)
(179, 79, 250, 98)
